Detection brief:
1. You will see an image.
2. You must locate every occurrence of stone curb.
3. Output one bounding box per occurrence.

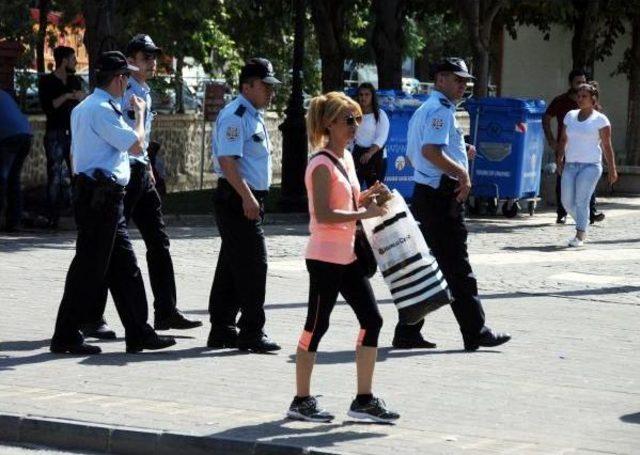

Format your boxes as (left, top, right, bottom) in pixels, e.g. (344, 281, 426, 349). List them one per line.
(0, 413, 346, 455)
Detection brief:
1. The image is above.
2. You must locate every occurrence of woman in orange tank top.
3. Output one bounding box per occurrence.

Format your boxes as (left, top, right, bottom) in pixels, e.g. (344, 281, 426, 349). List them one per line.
(285, 92, 399, 424)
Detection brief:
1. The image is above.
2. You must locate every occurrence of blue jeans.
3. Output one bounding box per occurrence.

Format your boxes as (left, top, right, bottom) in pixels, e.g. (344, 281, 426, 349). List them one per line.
(0, 134, 32, 229)
(561, 162, 602, 232)
(44, 129, 72, 224)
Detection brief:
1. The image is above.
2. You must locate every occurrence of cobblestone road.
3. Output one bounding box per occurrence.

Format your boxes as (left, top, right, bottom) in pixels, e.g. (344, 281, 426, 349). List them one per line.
(1, 197, 639, 454)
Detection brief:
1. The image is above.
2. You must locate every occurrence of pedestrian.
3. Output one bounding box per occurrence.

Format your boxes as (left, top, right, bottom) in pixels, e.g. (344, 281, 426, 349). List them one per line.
(543, 69, 605, 225)
(287, 91, 399, 423)
(38, 46, 85, 229)
(394, 58, 511, 351)
(82, 35, 201, 340)
(207, 58, 281, 353)
(352, 82, 389, 188)
(50, 51, 175, 355)
(0, 89, 32, 232)
(556, 82, 617, 247)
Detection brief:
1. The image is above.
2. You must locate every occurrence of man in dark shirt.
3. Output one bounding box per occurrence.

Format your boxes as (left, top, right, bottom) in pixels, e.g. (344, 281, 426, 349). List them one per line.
(38, 46, 85, 228)
(543, 68, 604, 224)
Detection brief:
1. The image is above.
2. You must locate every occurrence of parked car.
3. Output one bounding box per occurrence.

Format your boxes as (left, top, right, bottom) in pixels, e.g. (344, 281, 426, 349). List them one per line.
(149, 76, 201, 114)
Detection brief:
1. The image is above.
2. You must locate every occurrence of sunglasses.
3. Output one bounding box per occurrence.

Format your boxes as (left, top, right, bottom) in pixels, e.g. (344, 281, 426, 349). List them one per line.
(344, 114, 363, 126)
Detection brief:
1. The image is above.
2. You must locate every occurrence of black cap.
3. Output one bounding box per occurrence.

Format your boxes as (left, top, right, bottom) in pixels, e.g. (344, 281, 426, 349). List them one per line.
(239, 58, 282, 85)
(435, 57, 475, 80)
(126, 34, 162, 56)
(95, 51, 139, 74)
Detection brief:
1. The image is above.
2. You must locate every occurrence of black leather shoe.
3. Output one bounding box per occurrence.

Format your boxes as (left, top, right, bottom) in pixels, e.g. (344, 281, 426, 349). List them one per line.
(50, 342, 101, 355)
(556, 215, 566, 224)
(155, 311, 203, 330)
(590, 212, 605, 224)
(81, 322, 116, 340)
(126, 333, 176, 353)
(237, 335, 281, 353)
(392, 336, 437, 349)
(464, 328, 511, 352)
(207, 329, 238, 349)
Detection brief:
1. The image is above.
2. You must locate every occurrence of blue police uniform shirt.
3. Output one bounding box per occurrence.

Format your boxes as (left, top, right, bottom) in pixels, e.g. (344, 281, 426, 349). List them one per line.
(71, 88, 138, 186)
(212, 94, 272, 191)
(0, 90, 32, 141)
(122, 76, 152, 164)
(406, 89, 467, 188)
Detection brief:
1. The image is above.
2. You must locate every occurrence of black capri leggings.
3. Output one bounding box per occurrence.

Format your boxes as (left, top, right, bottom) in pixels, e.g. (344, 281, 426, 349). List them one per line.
(298, 259, 383, 353)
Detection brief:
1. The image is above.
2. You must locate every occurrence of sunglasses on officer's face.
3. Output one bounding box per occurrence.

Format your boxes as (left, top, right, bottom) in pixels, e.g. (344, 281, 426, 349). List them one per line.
(344, 114, 363, 126)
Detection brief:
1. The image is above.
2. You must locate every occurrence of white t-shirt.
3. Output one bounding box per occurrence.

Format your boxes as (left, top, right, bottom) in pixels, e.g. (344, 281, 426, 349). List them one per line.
(354, 109, 390, 157)
(563, 109, 610, 163)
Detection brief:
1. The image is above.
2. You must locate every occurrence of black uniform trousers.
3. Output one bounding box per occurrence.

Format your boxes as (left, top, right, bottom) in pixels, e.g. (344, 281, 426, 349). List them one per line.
(556, 173, 597, 219)
(395, 176, 485, 342)
(208, 178, 267, 342)
(89, 161, 177, 323)
(52, 174, 153, 346)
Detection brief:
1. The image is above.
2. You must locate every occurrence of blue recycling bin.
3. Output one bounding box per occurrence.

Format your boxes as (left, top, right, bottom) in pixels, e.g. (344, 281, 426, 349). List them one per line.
(465, 98, 546, 208)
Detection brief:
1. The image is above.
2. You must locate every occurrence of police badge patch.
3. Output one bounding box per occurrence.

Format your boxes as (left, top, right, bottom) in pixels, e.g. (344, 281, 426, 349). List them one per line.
(226, 126, 239, 141)
(431, 118, 444, 130)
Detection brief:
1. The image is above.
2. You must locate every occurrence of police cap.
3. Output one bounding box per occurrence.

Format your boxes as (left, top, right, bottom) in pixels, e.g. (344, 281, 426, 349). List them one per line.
(126, 34, 162, 56)
(240, 58, 282, 85)
(435, 58, 475, 80)
(95, 51, 139, 74)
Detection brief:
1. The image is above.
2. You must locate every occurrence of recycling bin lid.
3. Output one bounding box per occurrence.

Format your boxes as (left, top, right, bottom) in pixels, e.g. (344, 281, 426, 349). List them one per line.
(464, 97, 546, 115)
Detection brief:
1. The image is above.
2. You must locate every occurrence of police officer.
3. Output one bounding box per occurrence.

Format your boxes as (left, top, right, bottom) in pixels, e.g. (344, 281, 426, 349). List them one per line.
(394, 58, 511, 351)
(207, 58, 281, 353)
(50, 51, 176, 354)
(83, 35, 201, 338)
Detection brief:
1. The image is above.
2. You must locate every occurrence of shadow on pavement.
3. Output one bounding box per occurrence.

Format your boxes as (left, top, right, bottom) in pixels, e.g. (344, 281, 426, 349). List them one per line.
(620, 412, 640, 424)
(208, 418, 385, 450)
(0, 339, 51, 351)
(288, 346, 501, 365)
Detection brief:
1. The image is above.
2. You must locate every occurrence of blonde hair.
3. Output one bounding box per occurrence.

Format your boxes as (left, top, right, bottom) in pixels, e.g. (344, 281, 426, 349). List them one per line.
(306, 91, 362, 150)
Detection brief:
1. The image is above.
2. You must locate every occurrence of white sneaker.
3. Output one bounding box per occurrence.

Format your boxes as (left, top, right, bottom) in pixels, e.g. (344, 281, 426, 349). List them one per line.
(568, 237, 584, 247)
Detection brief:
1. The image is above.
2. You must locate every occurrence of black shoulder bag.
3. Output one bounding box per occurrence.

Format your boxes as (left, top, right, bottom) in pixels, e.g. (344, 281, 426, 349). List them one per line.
(311, 151, 378, 278)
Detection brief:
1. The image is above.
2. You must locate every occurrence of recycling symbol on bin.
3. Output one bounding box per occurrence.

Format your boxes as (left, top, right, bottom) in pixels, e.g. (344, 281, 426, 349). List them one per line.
(487, 122, 502, 137)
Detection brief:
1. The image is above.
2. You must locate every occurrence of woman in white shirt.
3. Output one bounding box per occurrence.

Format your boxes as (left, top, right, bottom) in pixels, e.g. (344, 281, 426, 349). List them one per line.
(557, 82, 618, 247)
(353, 82, 390, 187)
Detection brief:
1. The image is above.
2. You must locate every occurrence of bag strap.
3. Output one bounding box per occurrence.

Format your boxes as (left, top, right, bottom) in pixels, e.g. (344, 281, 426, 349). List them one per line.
(310, 151, 358, 211)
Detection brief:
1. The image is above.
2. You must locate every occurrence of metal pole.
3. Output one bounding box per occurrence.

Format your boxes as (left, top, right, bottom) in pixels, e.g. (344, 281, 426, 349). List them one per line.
(279, 0, 308, 211)
(200, 115, 206, 190)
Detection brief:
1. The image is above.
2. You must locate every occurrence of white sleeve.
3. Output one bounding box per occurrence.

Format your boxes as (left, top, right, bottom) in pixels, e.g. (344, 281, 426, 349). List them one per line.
(598, 113, 611, 129)
(373, 109, 390, 148)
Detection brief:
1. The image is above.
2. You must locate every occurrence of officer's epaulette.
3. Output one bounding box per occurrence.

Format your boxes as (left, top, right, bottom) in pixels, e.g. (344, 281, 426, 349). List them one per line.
(234, 105, 246, 117)
(108, 100, 123, 117)
(439, 98, 452, 108)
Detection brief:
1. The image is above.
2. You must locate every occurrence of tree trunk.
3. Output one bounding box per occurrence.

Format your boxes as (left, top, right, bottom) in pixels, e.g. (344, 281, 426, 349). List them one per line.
(571, 0, 600, 76)
(372, 0, 407, 90)
(82, 0, 124, 87)
(457, 0, 505, 97)
(175, 55, 184, 114)
(310, 0, 347, 92)
(414, 44, 430, 82)
(626, 15, 640, 165)
(36, 0, 50, 74)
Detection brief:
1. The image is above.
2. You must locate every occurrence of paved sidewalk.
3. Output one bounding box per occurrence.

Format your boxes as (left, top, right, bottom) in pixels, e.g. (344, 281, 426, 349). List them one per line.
(1, 197, 639, 454)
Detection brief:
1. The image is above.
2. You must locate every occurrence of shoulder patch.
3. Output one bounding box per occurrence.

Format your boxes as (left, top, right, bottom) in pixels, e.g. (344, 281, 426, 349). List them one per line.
(225, 126, 240, 141)
(234, 105, 246, 117)
(439, 98, 452, 108)
(431, 117, 445, 130)
(108, 100, 122, 117)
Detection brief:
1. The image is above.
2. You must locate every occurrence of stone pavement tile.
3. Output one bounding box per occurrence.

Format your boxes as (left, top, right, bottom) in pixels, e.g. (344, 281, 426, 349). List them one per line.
(0, 196, 639, 454)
